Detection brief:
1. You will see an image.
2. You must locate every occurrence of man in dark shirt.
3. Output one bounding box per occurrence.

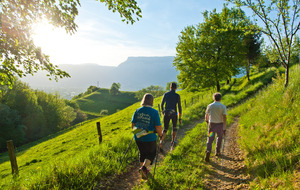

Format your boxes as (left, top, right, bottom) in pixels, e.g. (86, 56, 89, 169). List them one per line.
(160, 82, 182, 149)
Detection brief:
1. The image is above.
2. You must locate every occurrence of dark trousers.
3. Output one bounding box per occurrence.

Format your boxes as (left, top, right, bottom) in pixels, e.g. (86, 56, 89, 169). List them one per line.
(135, 140, 157, 164)
(163, 113, 178, 133)
(206, 123, 223, 153)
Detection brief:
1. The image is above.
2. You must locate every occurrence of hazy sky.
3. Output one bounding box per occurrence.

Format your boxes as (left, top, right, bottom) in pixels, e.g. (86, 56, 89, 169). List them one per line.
(33, 0, 230, 67)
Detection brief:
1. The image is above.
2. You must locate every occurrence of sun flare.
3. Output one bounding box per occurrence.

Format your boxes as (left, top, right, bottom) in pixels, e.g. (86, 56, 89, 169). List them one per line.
(32, 20, 68, 52)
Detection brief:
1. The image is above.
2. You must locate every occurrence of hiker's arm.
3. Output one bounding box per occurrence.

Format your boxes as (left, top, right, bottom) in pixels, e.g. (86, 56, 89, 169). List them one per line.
(131, 123, 136, 129)
(205, 113, 209, 123)
(178, 95, 182, 117)
(161, 94, 165, 113)
(155, 125, 163, 139)
(205, 105, 210, 123)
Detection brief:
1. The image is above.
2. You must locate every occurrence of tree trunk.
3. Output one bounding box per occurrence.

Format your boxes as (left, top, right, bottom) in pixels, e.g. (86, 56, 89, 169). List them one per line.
(227, 79, 230, 85)
(285, 66, 289, 88)
(247, 59, 250, 81)
(216, 81, 220, 92)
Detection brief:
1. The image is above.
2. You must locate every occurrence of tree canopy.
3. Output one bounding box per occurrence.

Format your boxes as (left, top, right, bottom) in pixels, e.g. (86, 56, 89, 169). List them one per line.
(227, 0, 300, 87)
(174, 6, 250, 91)
(0, 0, 142, 88)
(110, 82, 121, 95)
(135, 85, 165, 100)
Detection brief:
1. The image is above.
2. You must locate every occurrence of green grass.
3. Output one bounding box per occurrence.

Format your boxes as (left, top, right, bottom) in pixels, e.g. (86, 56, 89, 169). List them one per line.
(233, 65, 300, 189)
(0, 67, 278, 189)
(136, 68, 278, 190)
(73, 88, 138, 119)
(0, 87, 207, 189)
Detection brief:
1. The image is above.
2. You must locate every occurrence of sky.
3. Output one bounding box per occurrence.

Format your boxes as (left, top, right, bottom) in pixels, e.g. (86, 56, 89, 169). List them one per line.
(32, 0, 231, 67)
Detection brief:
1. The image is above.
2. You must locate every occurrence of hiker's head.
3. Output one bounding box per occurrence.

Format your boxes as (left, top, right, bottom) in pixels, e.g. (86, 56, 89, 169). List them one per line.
(170, 82, 177, 90)
(141, 93, 154, 107)
(213, 92, 222, 102)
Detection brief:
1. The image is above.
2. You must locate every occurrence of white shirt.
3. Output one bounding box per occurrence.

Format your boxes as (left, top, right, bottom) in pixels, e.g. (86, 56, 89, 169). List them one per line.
(206, 101, 227, 123)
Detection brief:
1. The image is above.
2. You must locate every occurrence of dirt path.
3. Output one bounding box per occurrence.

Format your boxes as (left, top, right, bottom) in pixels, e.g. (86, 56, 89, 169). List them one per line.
(98, 119, 202, 190)
(204, 117, 250, 190)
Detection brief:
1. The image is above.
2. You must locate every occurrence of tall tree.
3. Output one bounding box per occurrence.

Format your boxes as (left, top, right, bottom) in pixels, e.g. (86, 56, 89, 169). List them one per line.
(243, 31, 262, 81)
(110, 82, 121, 95)
(228, 0, 300, 87)
(174, 7, 248, 91)
(0, 0, 142, 88)
(135, 85, 165, 100)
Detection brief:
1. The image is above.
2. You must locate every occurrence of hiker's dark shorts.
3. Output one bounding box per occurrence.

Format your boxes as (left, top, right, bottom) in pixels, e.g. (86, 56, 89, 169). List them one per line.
(163, 111, 178, 133)
(135, 140, 157, 164)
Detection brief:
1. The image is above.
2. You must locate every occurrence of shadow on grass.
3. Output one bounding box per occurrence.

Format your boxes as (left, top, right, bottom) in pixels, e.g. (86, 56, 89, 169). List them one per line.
(146, 173, 167, 190)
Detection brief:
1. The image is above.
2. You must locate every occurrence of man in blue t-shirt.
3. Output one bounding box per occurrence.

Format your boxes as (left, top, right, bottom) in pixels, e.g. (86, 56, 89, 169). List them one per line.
(131, 93, 162, 179)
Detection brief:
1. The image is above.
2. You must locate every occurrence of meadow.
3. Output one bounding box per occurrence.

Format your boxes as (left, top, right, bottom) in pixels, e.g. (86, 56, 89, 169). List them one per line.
(73, 88, 138, 119)
(137, 67, 278, 189)
(0, 67, 278, 189)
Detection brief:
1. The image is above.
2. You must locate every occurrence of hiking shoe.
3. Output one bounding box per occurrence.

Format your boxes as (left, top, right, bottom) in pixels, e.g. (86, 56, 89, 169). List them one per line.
(171, 141, 177, 147)
(215, 152, 221, 157)
(205, 151, 210, 162)
(139, 166, 148, 179)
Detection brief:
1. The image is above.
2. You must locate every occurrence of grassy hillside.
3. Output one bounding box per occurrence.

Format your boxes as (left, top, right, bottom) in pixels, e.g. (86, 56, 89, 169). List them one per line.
(73, 88, 138, 119)
(230, 65, 300, 189)
(137, 68, 277, 189)
(0, 68, 276, 189)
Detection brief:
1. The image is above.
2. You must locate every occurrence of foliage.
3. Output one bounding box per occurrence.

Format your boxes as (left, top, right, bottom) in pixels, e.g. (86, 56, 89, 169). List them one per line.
(174, 6, 251, 91)
(0, 103, 25, 151)
(243, 31, 262, 80)
(228, 0, 300, 87)
(135, 85, 165, 100)
(0, 68, 277, 189)
(0, 80, 78, 149)
(0, 0, 141, 88)
(110, 82, 121, 95)
(165, 81, 179, 91)
(100, 109, 109, 116)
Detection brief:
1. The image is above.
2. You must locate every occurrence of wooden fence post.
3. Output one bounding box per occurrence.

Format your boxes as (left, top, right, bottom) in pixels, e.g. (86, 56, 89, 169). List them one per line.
(6, 140, 18, 175)
(96, 122, 102, 144)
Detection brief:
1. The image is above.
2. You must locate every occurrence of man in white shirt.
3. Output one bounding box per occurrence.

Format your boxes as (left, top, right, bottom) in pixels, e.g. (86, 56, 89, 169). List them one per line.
(205, 92, 227, 162)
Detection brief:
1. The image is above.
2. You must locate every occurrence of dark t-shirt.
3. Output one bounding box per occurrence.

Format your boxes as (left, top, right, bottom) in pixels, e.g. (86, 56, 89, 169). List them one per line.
(161, 90, 182, 114)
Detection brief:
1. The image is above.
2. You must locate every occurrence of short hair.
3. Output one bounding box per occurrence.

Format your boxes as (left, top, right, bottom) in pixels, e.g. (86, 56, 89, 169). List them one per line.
(170, 82, 177, 89)
(141, 93, 154, 107)
(213, 92, 222, 101)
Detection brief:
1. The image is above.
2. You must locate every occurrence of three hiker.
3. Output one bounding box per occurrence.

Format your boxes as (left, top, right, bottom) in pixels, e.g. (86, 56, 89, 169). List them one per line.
(160, 82, 182, 150)
(205, 92, 227, 162)
(131, 89, 226, 179)
(131, 93, 163, 179)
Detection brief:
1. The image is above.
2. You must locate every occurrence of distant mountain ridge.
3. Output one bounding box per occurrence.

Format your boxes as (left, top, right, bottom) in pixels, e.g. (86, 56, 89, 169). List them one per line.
(21, 56, 178, 98)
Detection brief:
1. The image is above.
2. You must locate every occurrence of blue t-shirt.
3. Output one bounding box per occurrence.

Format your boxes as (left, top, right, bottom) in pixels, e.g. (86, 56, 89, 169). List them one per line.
(131, 106, 161, 142)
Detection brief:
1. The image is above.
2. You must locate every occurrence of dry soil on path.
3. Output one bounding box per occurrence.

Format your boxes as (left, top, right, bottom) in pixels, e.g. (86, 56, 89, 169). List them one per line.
(97, 120, 202, 190)
(203, 117, 250, 190)
(97, 117, 250, 190)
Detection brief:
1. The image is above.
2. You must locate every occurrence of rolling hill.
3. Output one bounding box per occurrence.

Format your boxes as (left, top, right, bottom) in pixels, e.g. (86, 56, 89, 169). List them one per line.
(0, 66, 282, 189)
(72, 88, 139, 119)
